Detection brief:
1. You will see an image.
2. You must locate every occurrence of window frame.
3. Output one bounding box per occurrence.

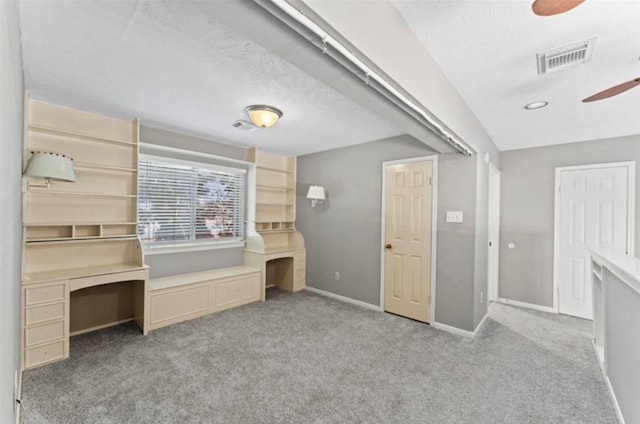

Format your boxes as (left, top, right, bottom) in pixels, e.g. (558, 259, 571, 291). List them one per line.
(138, 153, 247, 255)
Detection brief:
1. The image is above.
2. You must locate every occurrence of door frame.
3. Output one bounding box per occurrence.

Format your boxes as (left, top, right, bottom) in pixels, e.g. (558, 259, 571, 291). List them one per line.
(487, 163, 501, 302)
(552, 161, 636, 313)
(379, 155, 438, 323)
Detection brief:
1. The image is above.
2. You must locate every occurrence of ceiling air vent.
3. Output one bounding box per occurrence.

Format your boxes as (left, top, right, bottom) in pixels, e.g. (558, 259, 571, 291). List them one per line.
(231, 120, 258, 132)
(537, 37, 596, 75)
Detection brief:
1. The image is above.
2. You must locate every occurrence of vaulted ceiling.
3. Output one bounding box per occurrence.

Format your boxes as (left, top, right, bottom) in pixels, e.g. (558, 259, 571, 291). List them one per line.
(392, 0, 640, 151)
(19, 0, 640, 155)
(19, 1, 403, 156)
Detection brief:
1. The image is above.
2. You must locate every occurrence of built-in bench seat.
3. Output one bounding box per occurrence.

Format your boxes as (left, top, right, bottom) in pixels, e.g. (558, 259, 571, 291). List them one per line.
(147, 265, 261, 331)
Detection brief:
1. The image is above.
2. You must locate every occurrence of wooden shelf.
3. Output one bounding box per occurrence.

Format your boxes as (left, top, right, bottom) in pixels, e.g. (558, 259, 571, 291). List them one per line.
(21, 98, 146, 370)
(26, 235, 138, 245)
(74, 162, 137, 172)
(247, 147, 304, 296)
(257, 201, 294, 206)
(264, 245, 293, 254)
(256, 183, 292, 190)
(27, 190, 137, 198)
(24, 222, 136, 227)
(23, 263, 146, 284)
(257, 165, 294, 174)
(28, 125, 136, 147)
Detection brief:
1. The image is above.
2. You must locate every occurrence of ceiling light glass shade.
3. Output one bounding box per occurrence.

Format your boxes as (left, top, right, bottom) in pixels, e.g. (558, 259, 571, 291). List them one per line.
(244, 105, 283, 128)
(23, 151, 75, 182)
(306, 185, 325, 200)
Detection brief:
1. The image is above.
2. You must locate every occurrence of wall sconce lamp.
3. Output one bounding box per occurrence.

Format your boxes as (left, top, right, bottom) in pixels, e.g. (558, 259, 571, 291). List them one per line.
(23, 151, 75, 188)
(244, 105, 283, 128)
(306, 185, 325, 207)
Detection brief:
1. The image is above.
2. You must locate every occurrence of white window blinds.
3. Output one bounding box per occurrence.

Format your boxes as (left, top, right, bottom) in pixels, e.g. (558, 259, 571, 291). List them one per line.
(138, 155, 246, 247)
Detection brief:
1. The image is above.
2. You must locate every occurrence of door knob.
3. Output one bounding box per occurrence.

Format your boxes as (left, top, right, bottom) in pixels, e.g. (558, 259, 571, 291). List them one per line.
(385, 243, 392, 249)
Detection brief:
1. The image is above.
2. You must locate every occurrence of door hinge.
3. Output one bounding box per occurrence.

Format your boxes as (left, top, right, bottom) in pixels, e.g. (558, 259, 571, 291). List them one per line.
(558, 185, 562, 193)
(429, 176, 432, 185)
(489, 241, 492, 247)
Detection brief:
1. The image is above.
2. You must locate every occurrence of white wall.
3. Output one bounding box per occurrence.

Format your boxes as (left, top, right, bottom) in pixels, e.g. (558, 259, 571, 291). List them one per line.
(0, 1, 24, 421)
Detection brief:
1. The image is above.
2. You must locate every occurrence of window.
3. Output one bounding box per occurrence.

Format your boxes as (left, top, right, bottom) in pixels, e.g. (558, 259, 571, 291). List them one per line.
(138, 155, 246, 250)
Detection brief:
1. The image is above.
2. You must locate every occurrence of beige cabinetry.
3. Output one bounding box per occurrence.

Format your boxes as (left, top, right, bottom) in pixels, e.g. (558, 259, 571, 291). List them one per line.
(148, 266, 261, 331)
(21, 97, 147, 370)
(23, 280, 69, 368)
(245, 148, 306, 297)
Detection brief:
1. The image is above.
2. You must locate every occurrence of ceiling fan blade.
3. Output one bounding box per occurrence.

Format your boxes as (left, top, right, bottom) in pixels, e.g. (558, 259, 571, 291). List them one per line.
(582, 78, 640, 103)
(532, 0, 586, 16)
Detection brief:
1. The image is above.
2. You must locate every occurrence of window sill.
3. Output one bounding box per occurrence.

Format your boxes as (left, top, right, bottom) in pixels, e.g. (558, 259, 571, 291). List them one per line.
(143, 240, 245, 255)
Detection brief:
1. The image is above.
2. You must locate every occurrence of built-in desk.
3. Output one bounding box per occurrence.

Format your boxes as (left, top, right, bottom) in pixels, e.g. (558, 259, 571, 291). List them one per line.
(590, 247, 640, 424)
(22, 266, 149, 370)
(21, 98, 147, 370)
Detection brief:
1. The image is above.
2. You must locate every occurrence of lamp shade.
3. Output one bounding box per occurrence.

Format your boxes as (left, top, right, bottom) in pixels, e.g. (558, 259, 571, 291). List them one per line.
(24, 151, 75, 182)
(245, 105, 283, 128)
(306, 185, 325, 200)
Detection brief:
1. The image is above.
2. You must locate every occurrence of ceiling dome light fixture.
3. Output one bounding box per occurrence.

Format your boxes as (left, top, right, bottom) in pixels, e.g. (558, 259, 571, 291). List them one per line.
(524, 101, 549, 110)
(244, 105, 283, 128)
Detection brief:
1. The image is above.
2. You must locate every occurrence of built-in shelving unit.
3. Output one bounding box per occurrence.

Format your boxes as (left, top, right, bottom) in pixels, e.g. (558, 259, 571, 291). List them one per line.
(245, 148, 305, 297)
(21, 97, 147, 370)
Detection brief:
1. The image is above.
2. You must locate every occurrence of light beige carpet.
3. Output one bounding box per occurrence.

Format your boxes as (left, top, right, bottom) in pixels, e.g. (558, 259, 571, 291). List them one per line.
(21, 290, 617, 424)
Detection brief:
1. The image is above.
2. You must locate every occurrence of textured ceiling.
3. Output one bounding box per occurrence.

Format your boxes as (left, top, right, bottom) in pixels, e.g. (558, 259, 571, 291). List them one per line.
(392, 0, 640, 151)
(19, 1, 403, 156)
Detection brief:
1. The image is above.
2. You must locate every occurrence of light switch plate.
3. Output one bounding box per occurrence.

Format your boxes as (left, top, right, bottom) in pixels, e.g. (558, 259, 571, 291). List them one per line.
(446, 211, 463, 223)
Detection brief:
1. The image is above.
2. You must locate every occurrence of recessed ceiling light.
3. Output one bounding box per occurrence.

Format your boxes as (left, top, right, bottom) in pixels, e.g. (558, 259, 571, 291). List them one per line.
(524, 101, 549, 110)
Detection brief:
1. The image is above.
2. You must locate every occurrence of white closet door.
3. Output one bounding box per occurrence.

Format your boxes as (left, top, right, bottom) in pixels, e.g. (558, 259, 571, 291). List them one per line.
(558, 166, 629, 319)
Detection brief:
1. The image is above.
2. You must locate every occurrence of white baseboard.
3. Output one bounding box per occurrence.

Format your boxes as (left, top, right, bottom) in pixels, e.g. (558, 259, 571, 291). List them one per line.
(604, 375, 626, 424)
(15, 369, 22, 424)
(432, 321, 474, 338)
(432, 310, 491, 339)
(304, 287, 382, 312)
(473, 311, 491, 337)
(592, 341, 626, 424)
(496, 297, 555, 313)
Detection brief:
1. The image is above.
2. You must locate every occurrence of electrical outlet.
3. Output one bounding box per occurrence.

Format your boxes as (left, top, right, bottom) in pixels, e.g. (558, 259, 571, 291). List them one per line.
(480, 291, 484, 304)
(335, 272, 340, 280)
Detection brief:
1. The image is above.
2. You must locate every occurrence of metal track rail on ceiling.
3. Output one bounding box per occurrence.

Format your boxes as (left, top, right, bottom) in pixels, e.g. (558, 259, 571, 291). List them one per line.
(254, 0, 474, 156)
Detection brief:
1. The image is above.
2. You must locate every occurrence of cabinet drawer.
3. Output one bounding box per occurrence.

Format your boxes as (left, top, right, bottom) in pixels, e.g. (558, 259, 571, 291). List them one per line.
(25, 302, 65, 326)
(25, 320, 65, 347)
(25, 340, 65, 368)
(214, 273, 260, 312)
(25, 283, 66, 306)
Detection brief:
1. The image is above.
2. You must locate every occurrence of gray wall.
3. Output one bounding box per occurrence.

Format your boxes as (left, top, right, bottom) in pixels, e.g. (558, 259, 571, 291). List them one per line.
(0, 1, 24, 421)
(139, 126, 246, 278)
(296, 135, 434, 305)
(297, 135, 485, 331)
(602, 267, 640, 424)
(500, 135, 640, 307)
(435, 153, 478, 330)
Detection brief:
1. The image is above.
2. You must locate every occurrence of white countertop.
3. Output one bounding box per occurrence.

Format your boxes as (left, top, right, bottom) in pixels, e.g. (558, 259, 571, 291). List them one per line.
(589, 247, 640, 295)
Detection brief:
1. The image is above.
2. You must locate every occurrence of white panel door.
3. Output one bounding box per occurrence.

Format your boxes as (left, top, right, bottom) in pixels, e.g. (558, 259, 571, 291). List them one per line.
(558, 166, 629, 319)
(384, 161, 433, 322)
